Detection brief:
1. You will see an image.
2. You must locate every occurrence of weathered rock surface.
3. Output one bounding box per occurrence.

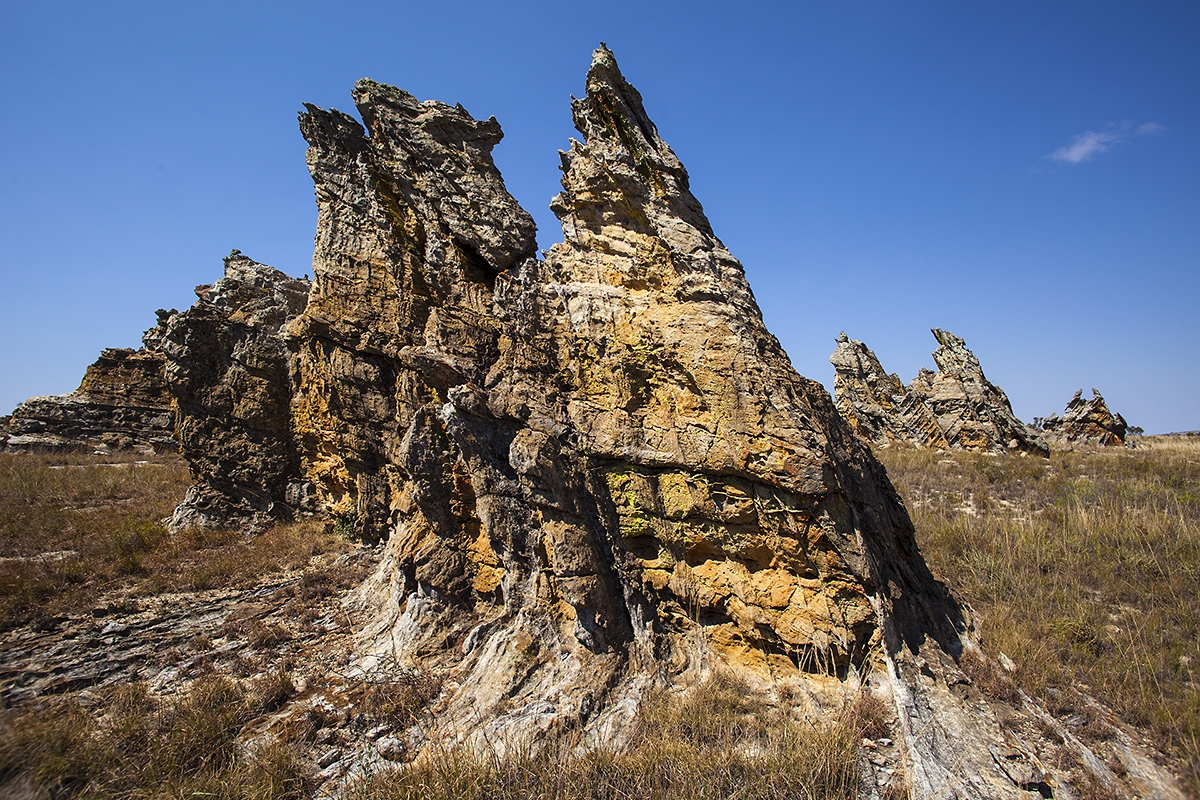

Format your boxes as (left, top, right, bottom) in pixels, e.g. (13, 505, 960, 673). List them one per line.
(162, 251, 311, 532)
(3, 312, 178, 454)
(832, 329, 1049, 456)
(1041, 388, 1128, 447)
(286, 78, 538, 545)
(272, 47, 1183, 798)
(5, 45, 1180, 800)
(831, 332, 949, 449)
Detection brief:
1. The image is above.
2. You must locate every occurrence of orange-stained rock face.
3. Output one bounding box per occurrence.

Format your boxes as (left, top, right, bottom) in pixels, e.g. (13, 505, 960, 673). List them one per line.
(280, 49, 994, 785)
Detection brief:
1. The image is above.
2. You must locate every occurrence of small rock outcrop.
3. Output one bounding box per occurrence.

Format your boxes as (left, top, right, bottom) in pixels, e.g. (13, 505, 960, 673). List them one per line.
(3, 312, 178, 454)
(831, 332, 949, 449)
(1041, 388, 1128, 447)
(832, 329, 1049, 456)
(161, 251, 310, 532)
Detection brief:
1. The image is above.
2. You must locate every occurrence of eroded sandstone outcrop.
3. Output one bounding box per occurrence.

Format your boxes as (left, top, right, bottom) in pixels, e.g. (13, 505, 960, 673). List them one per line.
(831, 332, 949, 449)
(832, 329, 1049, 456)
(272, 47, 1170, 798)
(5, 45, 1179, 799)
(3, 312, 178, 454)
(1041, 388, 1128, 447)
(911, 329, 1048, 456)
(285, 79, 538, 546)
(162, 251, 311, 532)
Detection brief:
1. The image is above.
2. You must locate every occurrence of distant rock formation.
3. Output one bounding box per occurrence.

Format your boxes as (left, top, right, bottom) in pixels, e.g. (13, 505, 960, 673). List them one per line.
(913, 329, 1049, 456)
(832, 329, 1049, 456)
(3, 311, 178, 454)
(831, 332, 949, 449)
(161, 251, 310, 532)
(1041, 388, 1128, 447)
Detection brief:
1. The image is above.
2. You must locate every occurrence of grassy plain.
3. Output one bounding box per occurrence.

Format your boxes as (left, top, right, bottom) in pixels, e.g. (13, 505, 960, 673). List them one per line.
(878, 435, 1200, 792)
(2, 437, 1197, 797)
(0, 452, 344, 630)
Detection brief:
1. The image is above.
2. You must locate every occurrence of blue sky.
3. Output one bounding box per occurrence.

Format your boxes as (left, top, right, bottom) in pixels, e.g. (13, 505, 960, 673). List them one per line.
(1, 1, 1197, 433)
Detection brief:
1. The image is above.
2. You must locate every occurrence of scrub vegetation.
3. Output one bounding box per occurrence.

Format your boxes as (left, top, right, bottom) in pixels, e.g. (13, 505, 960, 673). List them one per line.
(1, 437, 1196, 797)
(0, 452, 345, 631)
(879, 435, 1200, 793)
(349, 672, 875, 800)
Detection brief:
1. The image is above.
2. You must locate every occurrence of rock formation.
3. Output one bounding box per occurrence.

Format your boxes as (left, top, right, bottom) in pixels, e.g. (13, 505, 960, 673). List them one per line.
(3, 312, 178, 454)
(911, 329, 1048, 456)
(161, 250, 311, 532)
(1041, 388, 1128, 447)
(268, 46, 1179, 798)
(831, 329, 1049, 456)
(831, 332, 949, 449)
(4, 44, 1180, 799)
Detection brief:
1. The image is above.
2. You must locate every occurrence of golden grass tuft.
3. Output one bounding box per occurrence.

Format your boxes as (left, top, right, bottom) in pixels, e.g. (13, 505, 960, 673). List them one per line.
(0, 674, 309, 799)
(351, 672, 871, 800)
(877, 435, 1200, 792)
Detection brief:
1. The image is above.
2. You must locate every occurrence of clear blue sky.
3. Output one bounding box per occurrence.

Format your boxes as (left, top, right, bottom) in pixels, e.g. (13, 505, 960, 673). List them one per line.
(1, 1, 1197, 433)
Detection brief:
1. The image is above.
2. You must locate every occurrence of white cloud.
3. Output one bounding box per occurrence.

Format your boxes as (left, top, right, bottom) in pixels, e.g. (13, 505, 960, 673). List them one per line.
(1048, 121, 1166, 164)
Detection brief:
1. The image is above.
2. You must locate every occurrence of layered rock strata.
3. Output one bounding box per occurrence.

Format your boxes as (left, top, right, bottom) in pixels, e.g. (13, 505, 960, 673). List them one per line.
(3, 312, 178, 454)
(1041, 388, 1128, 447)
(831, 329, 1049, 456)
(274, 47, 1151, 798)
(161, 251, 311, 532)
(7, 44, 1175, 798)
(831, 332, 949, 449)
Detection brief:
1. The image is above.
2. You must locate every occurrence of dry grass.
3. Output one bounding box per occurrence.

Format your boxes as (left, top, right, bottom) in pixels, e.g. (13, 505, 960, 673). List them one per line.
(351, 672, 871, 800)
(877, 435, 1200, 792)
(0, 451, 350, 629)
(0, 672, 311, 799)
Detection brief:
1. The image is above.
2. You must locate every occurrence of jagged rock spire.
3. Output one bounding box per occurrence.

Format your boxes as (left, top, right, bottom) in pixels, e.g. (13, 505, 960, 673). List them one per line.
(831, 332, 949, 449)
(915, 328, 1049, 455)
(64, 45, 1172, 798)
